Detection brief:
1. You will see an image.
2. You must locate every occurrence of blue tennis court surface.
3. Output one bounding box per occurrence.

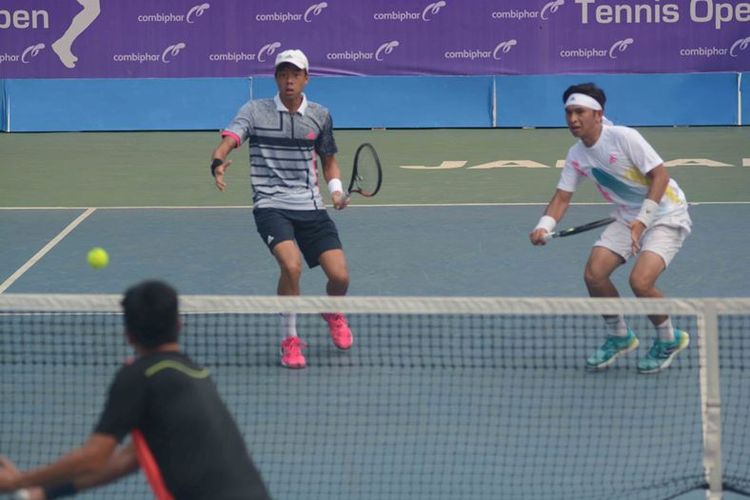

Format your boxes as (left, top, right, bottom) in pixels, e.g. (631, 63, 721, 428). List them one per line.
(2, 128, 749, 498)
(2, 203, 748, 297)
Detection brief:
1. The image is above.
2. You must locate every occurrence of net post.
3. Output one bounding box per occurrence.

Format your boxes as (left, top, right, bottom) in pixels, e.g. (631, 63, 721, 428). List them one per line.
(700, 299, 723, 499)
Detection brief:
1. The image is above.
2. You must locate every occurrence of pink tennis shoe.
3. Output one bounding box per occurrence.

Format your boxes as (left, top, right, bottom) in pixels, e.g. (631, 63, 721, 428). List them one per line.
(321, 313, 353, 350)
(280, 336, 307, 369)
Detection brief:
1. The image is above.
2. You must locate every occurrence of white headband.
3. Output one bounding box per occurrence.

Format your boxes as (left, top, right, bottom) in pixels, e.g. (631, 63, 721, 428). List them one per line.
(565, 93, 602, 111)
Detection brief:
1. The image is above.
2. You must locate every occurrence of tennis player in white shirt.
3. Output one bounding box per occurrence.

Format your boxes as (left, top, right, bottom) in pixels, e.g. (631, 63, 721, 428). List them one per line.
(529, 82, 692, 374)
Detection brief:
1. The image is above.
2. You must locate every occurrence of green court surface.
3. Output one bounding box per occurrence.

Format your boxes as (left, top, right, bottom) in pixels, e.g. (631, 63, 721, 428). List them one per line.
(1, 127, 749, 207)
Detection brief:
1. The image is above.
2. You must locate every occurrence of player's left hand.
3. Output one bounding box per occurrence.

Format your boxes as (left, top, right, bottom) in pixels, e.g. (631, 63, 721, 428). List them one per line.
(0, 456, 22, 492)
(630, 220, 646, 254)
(331, 191, 349, 210)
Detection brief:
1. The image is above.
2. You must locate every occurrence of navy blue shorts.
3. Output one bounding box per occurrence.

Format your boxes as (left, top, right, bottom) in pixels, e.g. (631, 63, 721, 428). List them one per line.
(253, 208, 342, 268)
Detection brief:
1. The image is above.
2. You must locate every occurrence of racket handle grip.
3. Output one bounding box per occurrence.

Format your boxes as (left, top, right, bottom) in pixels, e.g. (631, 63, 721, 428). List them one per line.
(542, 231, 555, 242)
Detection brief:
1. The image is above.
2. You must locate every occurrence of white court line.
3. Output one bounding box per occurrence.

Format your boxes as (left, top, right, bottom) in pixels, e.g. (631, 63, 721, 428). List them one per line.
(0, 208, 96, 294)
(0, 201, 749, 210)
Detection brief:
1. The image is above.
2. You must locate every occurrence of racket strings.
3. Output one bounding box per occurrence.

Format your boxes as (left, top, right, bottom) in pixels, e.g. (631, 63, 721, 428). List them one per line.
(350, 144, 382, 197)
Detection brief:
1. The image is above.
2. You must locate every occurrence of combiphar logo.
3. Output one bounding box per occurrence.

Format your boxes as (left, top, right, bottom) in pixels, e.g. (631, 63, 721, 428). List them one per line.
(255, 2, 328, 23)
(491, 0, 564, 21)
(161, 43, 186, 63)
(326, 40, 400, 62)
(113, 42, 188, 64)
(373, 1, 447, 22)
(22, 43, 45, 63)
(257, 42, 282, 62)
(444, 40, 518, 61)
(208, 41, 283, 64)
(137, 3, 210, 24)
(559, 38, 635, 59)
(680, 36, 750, 59)
(731, 36, 750, 57)
(0, 42, 45, 65)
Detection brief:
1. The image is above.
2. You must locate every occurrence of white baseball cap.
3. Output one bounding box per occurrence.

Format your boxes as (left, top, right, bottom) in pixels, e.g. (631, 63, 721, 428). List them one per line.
(274, 49, 309, 71)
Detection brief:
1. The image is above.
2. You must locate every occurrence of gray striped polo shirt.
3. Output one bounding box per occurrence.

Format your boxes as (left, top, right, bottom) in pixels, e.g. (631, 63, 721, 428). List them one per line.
(222, 93, 338, 210)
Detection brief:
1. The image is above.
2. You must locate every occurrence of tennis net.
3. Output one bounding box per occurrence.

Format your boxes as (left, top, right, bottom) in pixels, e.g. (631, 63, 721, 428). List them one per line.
(1, 294, 749, 500)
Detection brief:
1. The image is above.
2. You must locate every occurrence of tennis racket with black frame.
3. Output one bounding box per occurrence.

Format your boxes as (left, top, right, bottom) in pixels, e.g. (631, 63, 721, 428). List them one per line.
(543, 216, 616, 241)
(345, 143, 383, 201)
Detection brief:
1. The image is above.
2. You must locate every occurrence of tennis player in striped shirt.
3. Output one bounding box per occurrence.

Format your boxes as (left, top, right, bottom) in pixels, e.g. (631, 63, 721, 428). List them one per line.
(209, 49, 353, 369)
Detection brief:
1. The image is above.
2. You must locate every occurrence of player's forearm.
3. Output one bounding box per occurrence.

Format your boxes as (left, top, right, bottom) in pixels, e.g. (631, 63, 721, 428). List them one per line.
(321, 155, 342, 182)
(68, 445, 138, 493)
(644, 165, 670, 203)
(544, 189, 573, 222)
(212, 136, 236, 161)
(15, 450, 104, 489)
(15, 436, 116, 490)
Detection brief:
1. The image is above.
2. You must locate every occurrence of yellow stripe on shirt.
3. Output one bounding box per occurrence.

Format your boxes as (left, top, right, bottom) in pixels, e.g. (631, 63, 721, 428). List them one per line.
(624, 166, 682, 204)
(145, 360, 210, 379)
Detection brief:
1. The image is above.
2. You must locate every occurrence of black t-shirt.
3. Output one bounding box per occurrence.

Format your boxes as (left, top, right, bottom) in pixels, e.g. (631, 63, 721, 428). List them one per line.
(95, 351, 271, 500)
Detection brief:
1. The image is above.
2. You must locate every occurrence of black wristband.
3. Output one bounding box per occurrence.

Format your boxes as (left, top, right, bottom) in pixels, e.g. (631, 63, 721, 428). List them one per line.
(44, 482, 78, 498)
(210, 158, 224, 177)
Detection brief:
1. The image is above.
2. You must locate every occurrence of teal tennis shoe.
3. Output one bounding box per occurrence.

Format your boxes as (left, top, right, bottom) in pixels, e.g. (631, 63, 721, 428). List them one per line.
(637, 329, 690, 374)
(586, 330, 639, 370)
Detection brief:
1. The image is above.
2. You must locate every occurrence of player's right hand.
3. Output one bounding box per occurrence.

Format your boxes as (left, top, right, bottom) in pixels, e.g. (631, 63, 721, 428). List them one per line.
(331, 191, 349, 210)
(214, 160, 232, 192)
(529, 228, 549, 246)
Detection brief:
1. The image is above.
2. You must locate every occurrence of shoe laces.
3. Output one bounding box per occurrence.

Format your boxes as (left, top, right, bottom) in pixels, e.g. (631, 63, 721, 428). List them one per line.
(324, 313, 348, 328)
(647, 340, 673, 359)
(602, 336, 625, 351)
(281, 337, 306, 354)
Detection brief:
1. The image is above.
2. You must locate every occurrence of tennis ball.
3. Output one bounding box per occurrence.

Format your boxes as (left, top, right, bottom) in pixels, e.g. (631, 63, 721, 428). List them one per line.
(87, 247, 109, 269)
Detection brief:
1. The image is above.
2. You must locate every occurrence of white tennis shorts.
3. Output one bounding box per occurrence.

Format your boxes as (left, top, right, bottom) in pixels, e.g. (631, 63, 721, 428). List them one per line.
(594, 219, 689, 267)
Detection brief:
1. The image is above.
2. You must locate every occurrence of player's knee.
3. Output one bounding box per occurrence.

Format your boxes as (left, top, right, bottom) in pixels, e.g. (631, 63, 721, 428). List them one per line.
(583, 265, 606, 287)
(279, 260, 302, 281)
(629, 273, 654, 296)
(328, 271, 349, 290)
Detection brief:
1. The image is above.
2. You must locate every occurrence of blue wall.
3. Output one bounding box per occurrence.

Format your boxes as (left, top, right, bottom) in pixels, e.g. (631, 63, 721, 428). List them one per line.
(0, 73, 745, 132)
(496, 73, 739, 127)
(253, 76, 494, 129)
(2, 78, 250, 132)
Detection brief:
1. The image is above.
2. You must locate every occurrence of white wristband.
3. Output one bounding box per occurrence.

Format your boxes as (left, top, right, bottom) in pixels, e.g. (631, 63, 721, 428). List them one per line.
(12, 490, 31, 500)
(636, 199, 659, 227)
(327, 178, 343, 195)
(535, 215, 556, 233)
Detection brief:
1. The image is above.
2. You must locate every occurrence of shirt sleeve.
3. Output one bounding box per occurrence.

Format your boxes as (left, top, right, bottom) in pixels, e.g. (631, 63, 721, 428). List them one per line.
(221, 102, 254, 148)
(315, 113, 338, 157)
(94, 365, 147, 442)
(556, 151, 584, 193)
(621, 127, 663, 174)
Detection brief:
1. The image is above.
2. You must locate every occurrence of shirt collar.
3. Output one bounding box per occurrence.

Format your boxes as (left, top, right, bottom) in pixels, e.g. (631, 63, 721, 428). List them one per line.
(274, 93, 308, 115)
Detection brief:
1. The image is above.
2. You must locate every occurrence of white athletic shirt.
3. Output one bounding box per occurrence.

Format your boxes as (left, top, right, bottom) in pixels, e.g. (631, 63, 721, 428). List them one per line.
(559, 125, 691, 232)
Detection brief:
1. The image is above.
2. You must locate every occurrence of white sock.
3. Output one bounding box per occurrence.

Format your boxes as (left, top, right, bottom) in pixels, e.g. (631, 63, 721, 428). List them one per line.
(656, 318, 675, 342)
(604, 315, 629, 337)
(280, 313, 297, 339)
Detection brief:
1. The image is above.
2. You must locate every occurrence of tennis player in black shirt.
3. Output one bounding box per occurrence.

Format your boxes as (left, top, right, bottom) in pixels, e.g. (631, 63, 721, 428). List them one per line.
(0, 280, 271, 500)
